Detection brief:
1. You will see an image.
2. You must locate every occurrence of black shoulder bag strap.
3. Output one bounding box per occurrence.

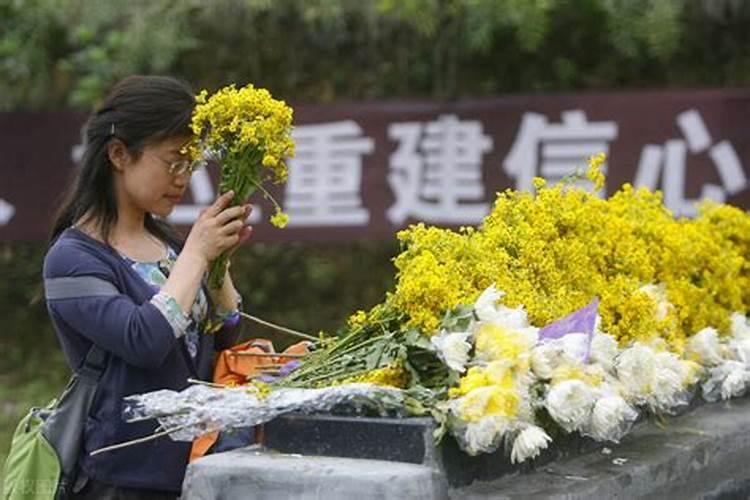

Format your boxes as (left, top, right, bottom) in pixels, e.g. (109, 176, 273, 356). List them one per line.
(42, 344, 108, 499)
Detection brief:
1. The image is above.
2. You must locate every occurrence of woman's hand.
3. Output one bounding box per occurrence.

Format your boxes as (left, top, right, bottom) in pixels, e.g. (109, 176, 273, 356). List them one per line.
(182, 190, 253, 264)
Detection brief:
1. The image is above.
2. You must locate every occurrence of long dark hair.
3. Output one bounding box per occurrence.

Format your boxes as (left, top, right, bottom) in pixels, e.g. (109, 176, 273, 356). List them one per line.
(50, 75, 195, 248)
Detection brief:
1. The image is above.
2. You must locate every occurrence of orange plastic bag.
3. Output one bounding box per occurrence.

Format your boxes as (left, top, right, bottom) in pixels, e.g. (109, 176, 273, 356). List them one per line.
(189, 340, 309, 462)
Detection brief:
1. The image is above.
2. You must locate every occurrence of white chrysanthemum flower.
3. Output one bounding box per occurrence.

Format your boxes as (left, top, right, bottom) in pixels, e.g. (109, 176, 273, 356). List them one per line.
(617, 342, 696, 413)
(652, 352, 692, 412)
(530, 342, 563, 379)
(728, 314, 750, 364)
(510, 425, 552, 464)
(587, 395, 639, 442)
(730, 313, 750, 341)
(493, 307, 531, 331)
(523, 325, 540, 344)
(721, 364, 750, 400)
(462, 416, 509, 455)
(589, 333, 619, 372)
(545, 380, 596, 432)
(474, 285, 504, 323)
(686, 327, 724, 366)
(729, 338, 750, 365)
(701, 360, 746, 402)
(474, 323, 538, 364)
(431, 330, 472, 373)
(616, 343, 657, 403)
(531, 335, 588, 380)
(474, 285, 532, 331)
(557, 332, 590, 363)
(656, 351, 700, 387)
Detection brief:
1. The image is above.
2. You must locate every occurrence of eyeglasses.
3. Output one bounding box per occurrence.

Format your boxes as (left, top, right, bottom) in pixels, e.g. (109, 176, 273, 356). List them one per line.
(150, 152, 206, 177)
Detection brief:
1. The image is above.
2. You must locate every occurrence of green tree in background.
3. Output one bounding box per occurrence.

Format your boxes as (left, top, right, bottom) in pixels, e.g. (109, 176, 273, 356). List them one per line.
(3, 0, 750, 110)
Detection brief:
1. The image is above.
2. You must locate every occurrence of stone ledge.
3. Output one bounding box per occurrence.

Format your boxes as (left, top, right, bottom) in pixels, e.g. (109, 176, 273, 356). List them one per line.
(182, 397, 750, 499)
(182, 450, 448, 500)
(457, 397, 750, 499)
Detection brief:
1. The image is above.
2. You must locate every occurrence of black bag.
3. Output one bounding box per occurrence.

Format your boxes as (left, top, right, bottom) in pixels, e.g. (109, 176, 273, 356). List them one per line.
(2, 346, 106, 500)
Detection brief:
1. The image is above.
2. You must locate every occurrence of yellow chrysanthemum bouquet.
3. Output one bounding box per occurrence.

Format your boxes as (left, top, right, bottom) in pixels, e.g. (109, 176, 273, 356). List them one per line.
(188, 84, 295, 288)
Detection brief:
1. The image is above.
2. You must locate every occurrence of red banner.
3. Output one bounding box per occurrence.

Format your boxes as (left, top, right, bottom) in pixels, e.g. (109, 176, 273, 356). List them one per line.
(2, 88, 749, 242)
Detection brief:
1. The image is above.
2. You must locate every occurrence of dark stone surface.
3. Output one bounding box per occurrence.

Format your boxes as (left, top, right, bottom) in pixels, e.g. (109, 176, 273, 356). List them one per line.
(263, 412, 604, 487)
(263, 414, 432, 465)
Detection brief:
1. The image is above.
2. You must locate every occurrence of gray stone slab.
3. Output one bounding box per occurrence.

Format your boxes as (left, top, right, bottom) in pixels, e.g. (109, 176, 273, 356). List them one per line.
(181, 447, 448, 500)
(454, 397, 750, 499)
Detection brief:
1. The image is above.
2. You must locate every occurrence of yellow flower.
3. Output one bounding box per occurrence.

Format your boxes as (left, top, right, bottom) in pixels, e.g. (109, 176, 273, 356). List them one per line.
(262, 154, 278, 167)
(347, 310, 368, 330)
(586, 156, 606, 192)
(449, 366, 489, 398)
(270, 211, 289, 228)
(474, 324, 533, 364)
(484, 360, 515, 387)
(550, 363, 605, 387)
(383, 154, 750, 353)
(458, 386, 519, 422)
(340, 364, 408, 388)
(188, 83, 295, 228)
(245, 380, 271, 400)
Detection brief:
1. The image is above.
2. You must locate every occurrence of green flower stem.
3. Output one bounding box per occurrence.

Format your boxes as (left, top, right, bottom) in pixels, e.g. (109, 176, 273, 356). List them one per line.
(247, 176, 283, 214)
(288, 365, 369, 387)
(239, 312, 318, 342)
(274, 313, 403, 387)
(278, 334, 391, 387)
(332, 333, 391, 358)
(208, 148, 262, 289)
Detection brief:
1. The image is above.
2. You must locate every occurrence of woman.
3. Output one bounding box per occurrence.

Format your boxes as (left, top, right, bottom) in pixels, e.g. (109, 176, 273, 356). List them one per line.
(44, 75, 250, 499)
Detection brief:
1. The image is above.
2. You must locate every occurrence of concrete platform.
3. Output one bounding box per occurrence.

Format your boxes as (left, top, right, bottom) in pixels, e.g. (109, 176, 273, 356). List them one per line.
(181, 451, 448, 500)
(182, 397, 750, 499)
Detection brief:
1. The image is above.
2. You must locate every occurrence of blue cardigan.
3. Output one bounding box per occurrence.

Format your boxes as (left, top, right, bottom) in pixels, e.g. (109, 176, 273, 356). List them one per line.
(43, 228, 239, 493)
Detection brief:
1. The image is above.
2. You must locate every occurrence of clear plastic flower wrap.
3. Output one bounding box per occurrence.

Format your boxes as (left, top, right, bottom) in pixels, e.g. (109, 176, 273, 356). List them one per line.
(122, 383, 405, 441)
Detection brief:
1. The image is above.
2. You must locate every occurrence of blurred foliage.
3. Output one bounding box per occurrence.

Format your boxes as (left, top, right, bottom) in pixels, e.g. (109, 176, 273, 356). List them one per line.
(0, 0, 198, 109)
(2, 0, 750, 110)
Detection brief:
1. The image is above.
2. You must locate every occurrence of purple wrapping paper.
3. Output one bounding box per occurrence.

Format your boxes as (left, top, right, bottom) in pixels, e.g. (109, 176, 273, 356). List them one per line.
(538, 297, 600, 362)
(257, 360, 302, 383)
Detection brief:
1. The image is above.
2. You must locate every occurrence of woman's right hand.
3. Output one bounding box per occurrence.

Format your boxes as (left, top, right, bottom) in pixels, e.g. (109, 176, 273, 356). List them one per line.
(182, 190, 251, 263)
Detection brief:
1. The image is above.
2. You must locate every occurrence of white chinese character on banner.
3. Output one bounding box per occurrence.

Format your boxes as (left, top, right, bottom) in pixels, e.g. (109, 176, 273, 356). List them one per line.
(0, 198, 15, 225)
(387, 114, 493, 225)
(634, 109, 746, 217)
(169, 169, 262, 225)
(71, 126, 85, 165)
(283, 121, 374, 226)
(503, 110, 618, 195)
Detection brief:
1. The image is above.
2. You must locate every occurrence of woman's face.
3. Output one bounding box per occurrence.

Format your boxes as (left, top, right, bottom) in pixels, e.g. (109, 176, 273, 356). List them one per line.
(117, 135, 192, 218)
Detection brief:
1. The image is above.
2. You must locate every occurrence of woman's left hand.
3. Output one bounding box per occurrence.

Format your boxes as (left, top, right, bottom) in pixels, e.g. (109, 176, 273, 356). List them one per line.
(227, 204, 254, 256)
